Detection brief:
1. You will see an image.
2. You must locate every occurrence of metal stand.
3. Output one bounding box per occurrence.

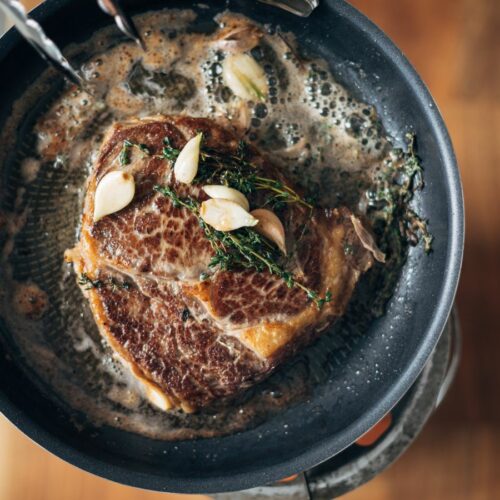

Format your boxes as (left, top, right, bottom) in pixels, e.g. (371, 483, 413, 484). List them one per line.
(214, 308, 460, 499)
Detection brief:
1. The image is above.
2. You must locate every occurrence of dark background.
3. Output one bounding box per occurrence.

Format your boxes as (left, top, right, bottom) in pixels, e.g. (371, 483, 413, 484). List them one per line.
(1, 0, 498, 498)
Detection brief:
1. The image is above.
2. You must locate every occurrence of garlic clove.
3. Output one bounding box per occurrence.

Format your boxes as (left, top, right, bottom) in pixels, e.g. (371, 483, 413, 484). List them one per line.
(93, 170, 135, 222)
(251, 208, 287, 255)
(174, 133, 202, 184)
(200, 198, 258, 232)
(222, 53, 268, 101)
(202, 185, 250, 211)
(144, 383, 173, 412)
(350, 215, 386, 263)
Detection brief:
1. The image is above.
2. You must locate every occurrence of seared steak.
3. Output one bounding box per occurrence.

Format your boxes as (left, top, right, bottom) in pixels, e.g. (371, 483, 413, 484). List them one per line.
(66, 115, 374, 412)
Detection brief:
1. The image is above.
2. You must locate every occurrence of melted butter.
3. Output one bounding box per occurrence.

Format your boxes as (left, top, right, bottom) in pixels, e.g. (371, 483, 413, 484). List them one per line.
(0, 9, 400, 440)
(34, 10, 387, 181)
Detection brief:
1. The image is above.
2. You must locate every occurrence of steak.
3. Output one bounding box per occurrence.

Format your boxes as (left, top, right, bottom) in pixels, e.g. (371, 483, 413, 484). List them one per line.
(66, 115, 374, 412)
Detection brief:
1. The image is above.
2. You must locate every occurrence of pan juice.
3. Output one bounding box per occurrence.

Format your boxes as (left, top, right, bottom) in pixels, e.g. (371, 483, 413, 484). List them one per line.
(0, 9, 422, 439)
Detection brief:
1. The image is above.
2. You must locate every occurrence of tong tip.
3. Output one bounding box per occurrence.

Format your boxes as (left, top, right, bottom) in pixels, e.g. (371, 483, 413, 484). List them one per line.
(99, 0, 146, 51)
(136, 35, 146, 51)
(114, 13, 146, 51)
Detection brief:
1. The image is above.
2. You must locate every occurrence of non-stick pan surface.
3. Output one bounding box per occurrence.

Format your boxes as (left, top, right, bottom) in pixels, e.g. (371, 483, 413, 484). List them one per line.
(0, 0, 463, 493)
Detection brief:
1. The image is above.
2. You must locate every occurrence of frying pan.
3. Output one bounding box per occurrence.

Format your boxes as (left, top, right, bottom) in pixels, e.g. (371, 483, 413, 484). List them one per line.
(0, 0, 464, 494)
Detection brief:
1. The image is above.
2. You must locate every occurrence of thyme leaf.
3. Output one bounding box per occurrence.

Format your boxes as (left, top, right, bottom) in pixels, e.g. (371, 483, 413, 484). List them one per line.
(119, 140, 151, 166)
(119, 140, 132, 166)
(162, 137, 180, 161)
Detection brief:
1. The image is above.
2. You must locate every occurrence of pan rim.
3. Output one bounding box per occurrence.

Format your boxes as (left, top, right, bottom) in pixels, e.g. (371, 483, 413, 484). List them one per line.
(0, 0, 464, 493)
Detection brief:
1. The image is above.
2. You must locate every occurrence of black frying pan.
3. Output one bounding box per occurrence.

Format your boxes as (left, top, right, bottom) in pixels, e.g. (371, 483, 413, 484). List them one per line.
(0, 0, 463, 494)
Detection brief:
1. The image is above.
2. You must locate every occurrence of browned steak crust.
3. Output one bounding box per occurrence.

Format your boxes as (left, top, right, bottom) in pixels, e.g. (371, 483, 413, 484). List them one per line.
(92, 274, 269, 408)
(67, 115, 373, 411)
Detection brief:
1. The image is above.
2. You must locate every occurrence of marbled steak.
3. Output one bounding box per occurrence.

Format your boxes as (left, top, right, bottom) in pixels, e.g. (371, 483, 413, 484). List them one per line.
(66, 116, 374, 412)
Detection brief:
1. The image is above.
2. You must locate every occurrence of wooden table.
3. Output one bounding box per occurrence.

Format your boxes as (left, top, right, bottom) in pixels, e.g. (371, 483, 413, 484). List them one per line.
(1, 0, 499, 498)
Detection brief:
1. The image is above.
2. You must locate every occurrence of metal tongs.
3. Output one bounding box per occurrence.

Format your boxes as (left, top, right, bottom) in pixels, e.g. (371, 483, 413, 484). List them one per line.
(0, 0, 319, 88)
(0, 0, 84, 86)
(0, 0, 145, 87)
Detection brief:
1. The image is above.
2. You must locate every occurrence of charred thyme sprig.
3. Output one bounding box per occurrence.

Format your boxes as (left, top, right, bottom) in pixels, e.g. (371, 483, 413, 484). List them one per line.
(153, 185, 331, 309)
(368, 133, 433, 253)
(78, 273, 131, 291)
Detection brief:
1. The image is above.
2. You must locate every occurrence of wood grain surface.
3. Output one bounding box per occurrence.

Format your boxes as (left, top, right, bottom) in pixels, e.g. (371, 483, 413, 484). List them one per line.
(1, 0, 499, 499)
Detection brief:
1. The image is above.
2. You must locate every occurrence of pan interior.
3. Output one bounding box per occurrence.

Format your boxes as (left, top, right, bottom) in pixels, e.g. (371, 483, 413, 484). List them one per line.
(0, 0, 460, 492)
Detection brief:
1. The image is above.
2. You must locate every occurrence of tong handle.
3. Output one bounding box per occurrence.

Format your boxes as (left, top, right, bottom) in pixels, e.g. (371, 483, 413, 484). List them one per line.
(0, 0, 84, 86)
(97, 0, 145, 49)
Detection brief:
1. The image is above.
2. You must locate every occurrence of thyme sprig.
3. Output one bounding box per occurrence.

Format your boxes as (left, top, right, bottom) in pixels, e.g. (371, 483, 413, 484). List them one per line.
(118, 137, 326, 305)
(369, 133, 433, 253)
(78, 273, 131, 291)
(153, 185, 331, 309)
(119, 137, 313, 211)
(197, 143, 313, 210)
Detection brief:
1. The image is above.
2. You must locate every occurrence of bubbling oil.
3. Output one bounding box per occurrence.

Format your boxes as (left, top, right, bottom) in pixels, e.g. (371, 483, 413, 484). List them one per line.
(0, 9, 399, 440)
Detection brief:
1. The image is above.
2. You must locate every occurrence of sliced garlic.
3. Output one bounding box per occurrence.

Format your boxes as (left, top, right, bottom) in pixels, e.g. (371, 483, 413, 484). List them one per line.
(251, 209, 287, 255)
(200, 198, 258, 232)
(174, 133, 202, 184)
(222, 53, 268, 101)
(351, 215, 386, 263)
(93, 170, 135, 222)
(202, 185, 250, 211)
